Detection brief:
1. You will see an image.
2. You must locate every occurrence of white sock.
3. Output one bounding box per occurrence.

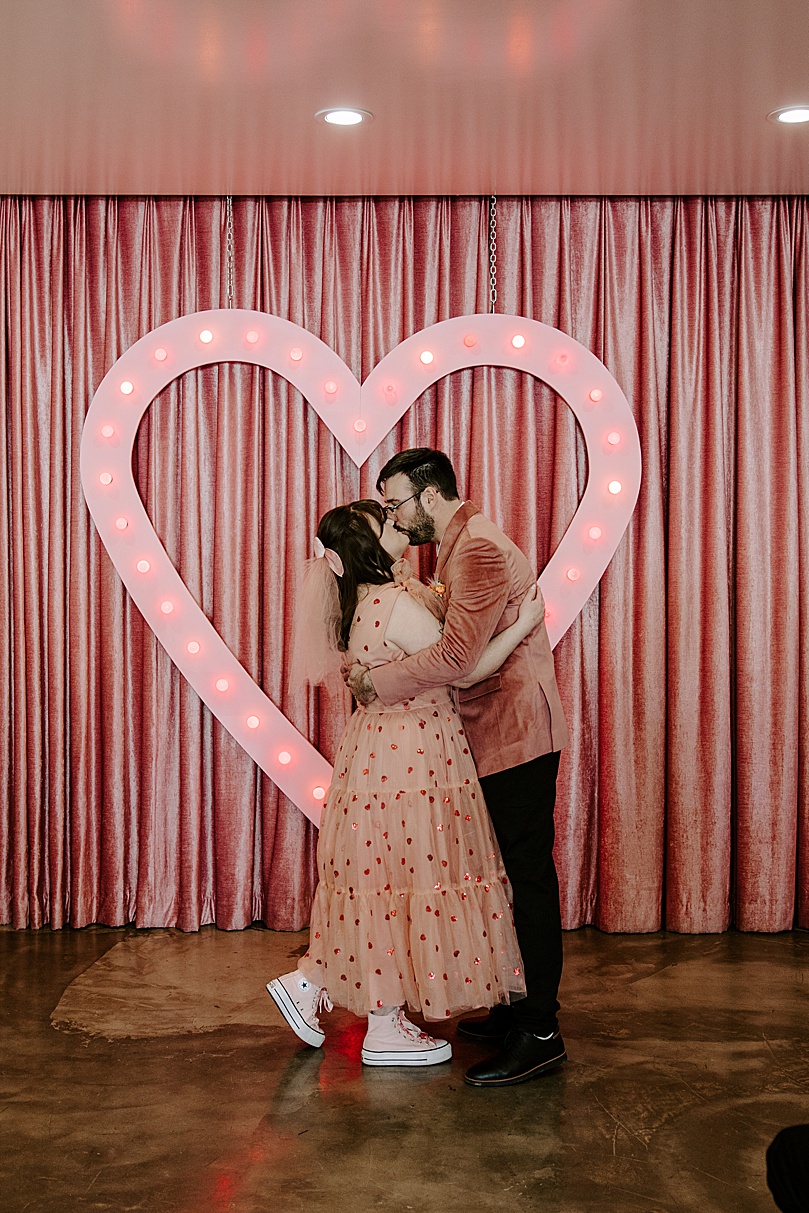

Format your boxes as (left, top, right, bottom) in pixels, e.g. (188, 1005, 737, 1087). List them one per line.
(370, 1005, 398, 1016)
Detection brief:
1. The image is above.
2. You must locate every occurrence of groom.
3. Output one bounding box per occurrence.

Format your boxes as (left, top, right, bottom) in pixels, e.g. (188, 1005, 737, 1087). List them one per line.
(347, 448, 569, 1087)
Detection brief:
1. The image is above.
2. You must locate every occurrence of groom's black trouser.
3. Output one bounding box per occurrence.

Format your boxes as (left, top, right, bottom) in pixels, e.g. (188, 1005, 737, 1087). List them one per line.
(478, 750, 562, 1036)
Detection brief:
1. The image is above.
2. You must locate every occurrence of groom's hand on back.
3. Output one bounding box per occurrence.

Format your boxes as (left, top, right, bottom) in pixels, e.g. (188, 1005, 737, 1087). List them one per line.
(345, 662, 378, 704)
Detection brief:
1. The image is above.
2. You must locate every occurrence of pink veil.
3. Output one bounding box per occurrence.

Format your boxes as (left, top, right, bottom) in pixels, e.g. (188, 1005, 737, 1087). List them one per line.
(287, 556, 345, 689)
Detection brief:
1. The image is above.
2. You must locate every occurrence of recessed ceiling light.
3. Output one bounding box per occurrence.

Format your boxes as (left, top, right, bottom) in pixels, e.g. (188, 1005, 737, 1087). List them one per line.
(767, 106, 809, 125)
(316, 108, 373, 126)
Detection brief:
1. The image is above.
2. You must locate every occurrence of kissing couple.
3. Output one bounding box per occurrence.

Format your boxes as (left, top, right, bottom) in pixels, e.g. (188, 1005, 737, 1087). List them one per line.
(268, 447, 569, 1088)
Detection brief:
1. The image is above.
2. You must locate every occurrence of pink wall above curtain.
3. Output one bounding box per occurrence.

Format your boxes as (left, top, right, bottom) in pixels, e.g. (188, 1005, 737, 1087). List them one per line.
(0, 196, 806, 935)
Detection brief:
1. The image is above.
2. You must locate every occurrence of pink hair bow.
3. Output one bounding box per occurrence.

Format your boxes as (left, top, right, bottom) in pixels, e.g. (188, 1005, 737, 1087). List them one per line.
(314, 536, 345, 577)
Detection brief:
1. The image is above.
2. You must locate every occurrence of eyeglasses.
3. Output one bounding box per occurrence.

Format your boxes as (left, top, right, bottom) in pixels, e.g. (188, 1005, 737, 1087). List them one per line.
(384, 491, 421, 516)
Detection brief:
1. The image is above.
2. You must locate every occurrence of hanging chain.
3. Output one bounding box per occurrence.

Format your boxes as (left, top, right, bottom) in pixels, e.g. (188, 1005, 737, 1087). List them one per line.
(488, 194, 497, 313)
(225, 195, 235, 308)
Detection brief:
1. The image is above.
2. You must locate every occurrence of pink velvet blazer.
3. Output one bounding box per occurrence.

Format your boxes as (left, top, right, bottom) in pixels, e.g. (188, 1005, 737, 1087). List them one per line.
(371, 503, 569, 778)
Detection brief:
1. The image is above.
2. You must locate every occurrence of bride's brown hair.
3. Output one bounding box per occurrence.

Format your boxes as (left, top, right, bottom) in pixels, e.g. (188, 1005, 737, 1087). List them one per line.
(317, 500, 394, 650)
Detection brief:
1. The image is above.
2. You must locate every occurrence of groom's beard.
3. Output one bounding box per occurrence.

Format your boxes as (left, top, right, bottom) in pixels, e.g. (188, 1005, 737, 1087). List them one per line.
(397, 500, 436, 545)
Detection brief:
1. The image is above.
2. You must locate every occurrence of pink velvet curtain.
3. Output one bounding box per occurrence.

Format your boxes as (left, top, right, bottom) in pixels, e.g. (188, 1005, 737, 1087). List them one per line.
(0, 196, 806, 933)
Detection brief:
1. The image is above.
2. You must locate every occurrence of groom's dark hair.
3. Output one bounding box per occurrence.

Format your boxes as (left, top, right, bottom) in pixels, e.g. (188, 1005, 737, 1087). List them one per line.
(376, 448, 460, 501)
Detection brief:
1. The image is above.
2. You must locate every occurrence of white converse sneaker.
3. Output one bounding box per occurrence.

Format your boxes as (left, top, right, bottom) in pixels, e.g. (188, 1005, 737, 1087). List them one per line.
(266, 971, 333, 1048)
(361, 1008, 452, 1067)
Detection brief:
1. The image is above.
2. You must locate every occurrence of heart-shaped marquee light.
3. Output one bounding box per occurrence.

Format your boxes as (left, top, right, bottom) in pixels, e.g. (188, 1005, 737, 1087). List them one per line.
(81, 309, 641, 827)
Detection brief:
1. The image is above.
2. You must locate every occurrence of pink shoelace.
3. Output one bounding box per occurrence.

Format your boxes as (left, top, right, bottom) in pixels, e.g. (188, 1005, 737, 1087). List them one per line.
(394, 1008, 431, 1041)
(315, 987, 333, 1016)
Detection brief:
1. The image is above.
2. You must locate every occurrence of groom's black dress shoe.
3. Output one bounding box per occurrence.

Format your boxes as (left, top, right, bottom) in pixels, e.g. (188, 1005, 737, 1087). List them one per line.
(464, 1029, 567, 1087)
(457, 1003, 515, 1044)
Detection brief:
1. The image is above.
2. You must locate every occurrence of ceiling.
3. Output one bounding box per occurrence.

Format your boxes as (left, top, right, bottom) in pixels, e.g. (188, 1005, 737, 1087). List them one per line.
(1, 0, 807, 196)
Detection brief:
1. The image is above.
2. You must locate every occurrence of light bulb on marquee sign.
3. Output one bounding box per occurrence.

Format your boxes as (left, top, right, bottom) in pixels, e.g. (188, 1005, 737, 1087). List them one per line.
(81, 309, 641, 828)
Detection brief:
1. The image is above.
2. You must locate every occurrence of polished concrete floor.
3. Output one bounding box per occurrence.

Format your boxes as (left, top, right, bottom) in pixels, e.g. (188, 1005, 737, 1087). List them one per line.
(1, 925, 806, 1213)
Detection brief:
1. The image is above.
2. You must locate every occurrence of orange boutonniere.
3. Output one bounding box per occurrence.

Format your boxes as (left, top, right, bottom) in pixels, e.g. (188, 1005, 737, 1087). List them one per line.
(428, 578, 446, 597)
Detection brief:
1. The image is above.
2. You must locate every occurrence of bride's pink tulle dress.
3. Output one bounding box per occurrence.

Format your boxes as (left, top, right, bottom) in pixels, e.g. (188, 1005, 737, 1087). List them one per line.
(298, 582, 526, 1021)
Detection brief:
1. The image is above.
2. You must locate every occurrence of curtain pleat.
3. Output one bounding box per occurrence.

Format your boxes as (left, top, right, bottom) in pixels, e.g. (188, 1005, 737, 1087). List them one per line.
(734, 201, 801, 931)
(0, 196, 806, 933)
